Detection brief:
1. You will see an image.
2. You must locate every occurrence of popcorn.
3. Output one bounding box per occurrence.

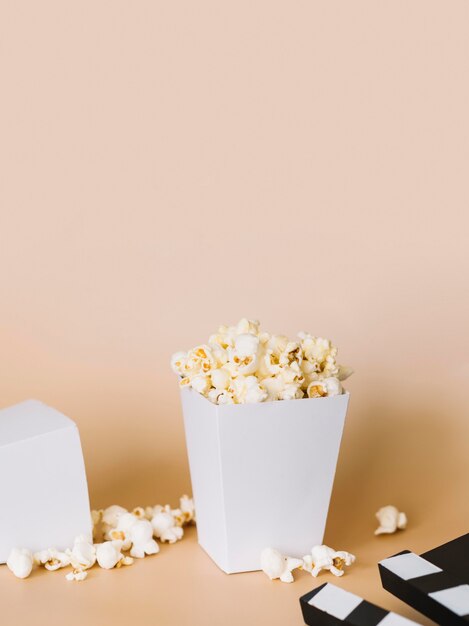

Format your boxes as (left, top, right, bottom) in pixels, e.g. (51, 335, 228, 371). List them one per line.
(208, 330, 234, 350)
(234, 333, 260, 358)
(96, 541, 133, 569)
(260, 547, 303, 583)
(229, 375, 268, 404)
(6, 548, 34, 579)
(303, 544, 355, 577)
(132, 506, 147, 520)
(188, 374, 211, 395)
(260, 375, 285, 401)
(66, 535, 97, 570)
(275, 364, 305, 400)
(152, 496, 195, 530)
(207, 388, 235, 404)
(179, 495, 196, 524)
(102, 505, 128, 539)
(172, 319, 352, 405)
(375, 505, 407, 535)
(171, 351, 188, 375)
(151, 507, 184, 543)
(279, 341, 303, 367)
(187, 345, 216, 375)
(299, 334, 339, 377)
(109, 511, 159, 558)
(109, 512, 139, 550)
(236, 318, 261, 335)
(278, 384, 304, 401)
(34, 548, 70, 571)
(307, 377, 342, 399)
(261, 545, 356, 583)
(65, 569, 88, 581)
(91, 509, 103, 527)
(128, 519, 159, 558)
(258, 338, 283, 378)
(210, 368, 231, 390)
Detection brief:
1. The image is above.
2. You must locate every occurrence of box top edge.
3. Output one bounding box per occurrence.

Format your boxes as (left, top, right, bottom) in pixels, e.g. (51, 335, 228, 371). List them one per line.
(0, 400, 76, 447)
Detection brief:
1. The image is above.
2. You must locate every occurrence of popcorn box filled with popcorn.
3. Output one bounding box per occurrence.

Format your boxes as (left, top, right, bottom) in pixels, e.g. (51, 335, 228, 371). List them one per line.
(173, 318, 353, 573)
(0, 400, 92, 563)
(181, 387, 349, 573)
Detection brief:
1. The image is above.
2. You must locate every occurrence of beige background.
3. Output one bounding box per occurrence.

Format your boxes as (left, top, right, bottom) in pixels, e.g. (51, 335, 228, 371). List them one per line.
(0, 2, 468, 624)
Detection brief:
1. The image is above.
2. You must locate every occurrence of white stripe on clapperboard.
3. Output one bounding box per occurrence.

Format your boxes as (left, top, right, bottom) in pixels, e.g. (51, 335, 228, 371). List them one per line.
(308, 583, 419, 624)
(428, 586, 469, 617)
(379, 553, 442, 580)
(380, 553, 469, 617)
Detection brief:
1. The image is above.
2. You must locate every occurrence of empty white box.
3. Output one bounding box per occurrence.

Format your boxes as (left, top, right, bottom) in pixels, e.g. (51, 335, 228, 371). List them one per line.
(180, 387, 349, 573)
(0, 400, 92, 563)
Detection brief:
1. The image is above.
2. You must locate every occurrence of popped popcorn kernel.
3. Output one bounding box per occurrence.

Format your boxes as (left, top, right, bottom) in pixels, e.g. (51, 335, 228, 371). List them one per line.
(302, 544, 355, 578)
(7, 548, 34, 579)
(260, 547, 303, 583)
(65, 569, 88, 581)
(375, 505, 407, 535)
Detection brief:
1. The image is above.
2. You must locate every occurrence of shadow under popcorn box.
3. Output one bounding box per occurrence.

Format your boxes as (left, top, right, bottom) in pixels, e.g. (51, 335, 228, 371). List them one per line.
(180, 386, 349, 574)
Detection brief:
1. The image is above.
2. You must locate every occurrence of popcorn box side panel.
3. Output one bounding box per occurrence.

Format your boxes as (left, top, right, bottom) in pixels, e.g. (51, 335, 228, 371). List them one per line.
(218, 393, 349, 573)
(180, 388, 229, 571)
(0, 425, 92, 562)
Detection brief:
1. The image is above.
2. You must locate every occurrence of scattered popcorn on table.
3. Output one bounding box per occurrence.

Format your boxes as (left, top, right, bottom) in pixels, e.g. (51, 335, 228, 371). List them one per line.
(260, 547, 303, 583)
(375, 505, 407, 535)
(303, 544, 356, 577)
(4, 494, 194, 581)
(261, 544, 356, 584)
(171, 319, 352, 404)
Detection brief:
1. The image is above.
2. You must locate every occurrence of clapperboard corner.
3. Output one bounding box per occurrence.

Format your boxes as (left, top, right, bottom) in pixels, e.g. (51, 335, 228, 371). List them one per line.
(299, 581, 422, 626)
(379, 534, 469, 626)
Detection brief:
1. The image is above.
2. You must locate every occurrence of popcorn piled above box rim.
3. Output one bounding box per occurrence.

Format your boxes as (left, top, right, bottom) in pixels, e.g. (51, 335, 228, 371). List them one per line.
(5, 495, 195, 581)
(171, 318, 353, 405)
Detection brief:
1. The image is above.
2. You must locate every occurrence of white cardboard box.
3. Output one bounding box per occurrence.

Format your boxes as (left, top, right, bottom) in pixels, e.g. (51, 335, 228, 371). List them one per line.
(180, 387, 349, 573)
(0, 400, 92, 562)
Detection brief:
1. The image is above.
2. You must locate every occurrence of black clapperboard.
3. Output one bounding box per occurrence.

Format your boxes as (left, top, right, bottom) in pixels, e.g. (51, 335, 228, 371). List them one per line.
(379, 534, 469, 626)
(299, 534, 469, 626)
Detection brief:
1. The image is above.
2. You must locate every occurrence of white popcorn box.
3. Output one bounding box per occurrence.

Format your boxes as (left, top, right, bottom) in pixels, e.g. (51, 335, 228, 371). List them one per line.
(0, 400, 91, 563)
(180, 387, 349, 573)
